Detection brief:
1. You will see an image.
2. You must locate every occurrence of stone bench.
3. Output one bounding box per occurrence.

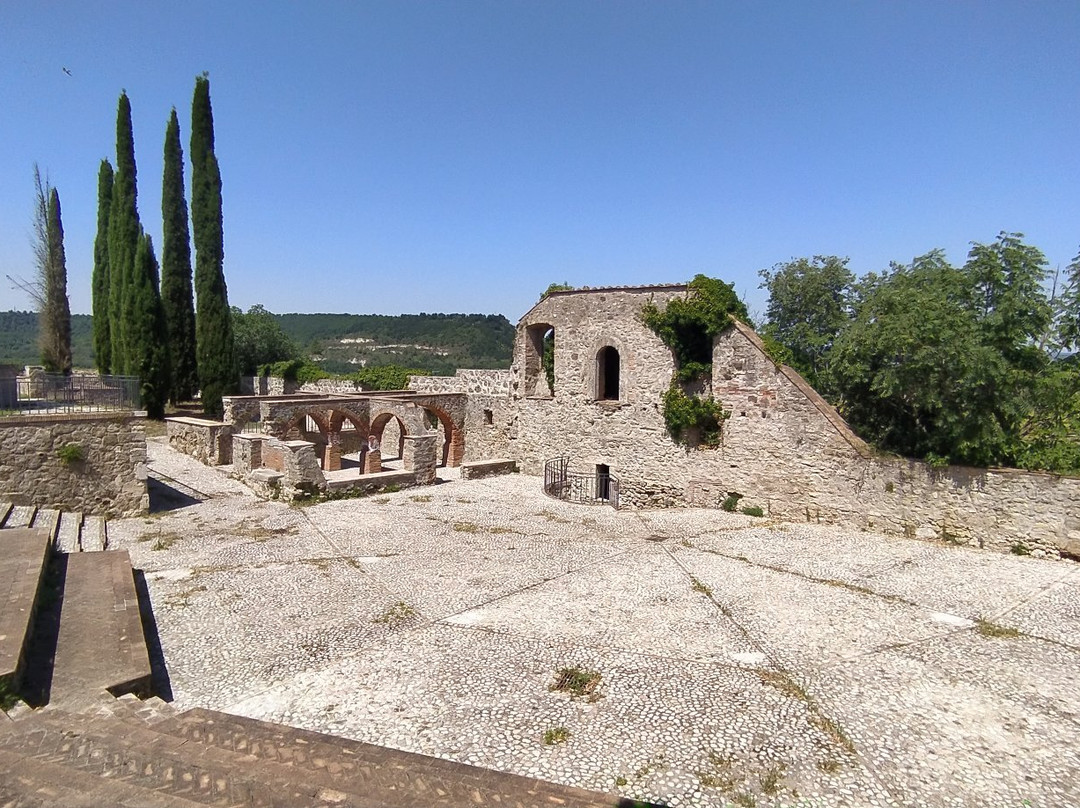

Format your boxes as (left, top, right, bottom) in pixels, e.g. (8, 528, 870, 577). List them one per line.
(460, 458, 518, 480)
(51, 550, 152, 705)
(0, 527, 52, 689)
(325, 469, 416, 495)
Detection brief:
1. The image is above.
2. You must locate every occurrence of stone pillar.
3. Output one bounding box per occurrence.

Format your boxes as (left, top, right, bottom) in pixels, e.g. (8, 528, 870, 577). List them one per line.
(403, 433, 437, 485)
(232, 434, 265, 474)
(364, 449, 382, 474)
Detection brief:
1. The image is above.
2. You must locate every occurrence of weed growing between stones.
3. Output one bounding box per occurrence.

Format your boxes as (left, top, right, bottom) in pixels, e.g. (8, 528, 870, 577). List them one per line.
(56, 442, 85, 464)
(721, 493, 743, 512)
(409, 495, 432, 502)
(1010, 543, 1031, 556)
(758, 670, 856, 755)
(550, 666, 602, 701)
(374, 601, 418, 626)
(976, 619, 1020, 638)
(690, 576, 714, 597)
(151, 531, 182, 551)
(453, 522, 480, 533)
(741, 505, 765, 517)
(542, 726, 570, 745)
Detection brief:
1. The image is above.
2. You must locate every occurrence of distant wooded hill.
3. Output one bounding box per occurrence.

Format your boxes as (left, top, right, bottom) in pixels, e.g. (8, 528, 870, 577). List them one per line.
(0, 311, 96, 368)
(0, 310, 514, 374)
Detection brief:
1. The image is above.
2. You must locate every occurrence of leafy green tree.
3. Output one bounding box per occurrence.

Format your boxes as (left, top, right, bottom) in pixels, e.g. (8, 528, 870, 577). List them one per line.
(232, 305, 298, 375)
(1055, 248, 1080, 353)
(126, 233, 171, 418)
(190, 73, 235, 415)
(40, 187, 72, 374)
(963, 232, 1051, 370)
(828, 251, 1015, 466)
(108, 91, 141, 374)
(91, 160, 113, 373)
(160, 108, 198, 403)
(759, 255, 854, 390)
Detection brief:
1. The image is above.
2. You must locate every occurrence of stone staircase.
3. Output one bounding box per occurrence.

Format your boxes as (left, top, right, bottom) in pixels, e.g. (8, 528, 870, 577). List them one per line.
(0, 502, 108, 554)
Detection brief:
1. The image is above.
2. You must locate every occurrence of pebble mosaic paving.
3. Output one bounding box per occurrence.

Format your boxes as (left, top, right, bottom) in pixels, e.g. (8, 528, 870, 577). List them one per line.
(104, 439, 1080, 807)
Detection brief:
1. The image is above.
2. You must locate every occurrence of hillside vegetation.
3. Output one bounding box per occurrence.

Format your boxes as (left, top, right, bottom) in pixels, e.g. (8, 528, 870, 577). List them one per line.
(0, 310, 514, 376)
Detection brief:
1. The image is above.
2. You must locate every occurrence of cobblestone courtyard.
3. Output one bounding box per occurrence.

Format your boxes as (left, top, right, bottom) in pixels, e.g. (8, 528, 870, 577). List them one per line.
(107, 439, 1080, 808)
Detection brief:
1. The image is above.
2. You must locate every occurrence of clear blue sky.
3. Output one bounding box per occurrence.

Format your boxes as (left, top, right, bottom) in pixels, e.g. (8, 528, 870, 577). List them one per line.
(2, 2, 1078, 323)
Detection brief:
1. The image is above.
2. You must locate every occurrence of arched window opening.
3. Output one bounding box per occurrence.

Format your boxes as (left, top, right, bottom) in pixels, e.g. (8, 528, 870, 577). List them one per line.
(596, 346, 620, 401)
(524, 323, 555, 398)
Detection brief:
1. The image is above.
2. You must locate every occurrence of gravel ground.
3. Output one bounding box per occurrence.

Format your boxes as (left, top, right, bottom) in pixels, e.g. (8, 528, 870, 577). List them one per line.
(105, 438, 1080, 808)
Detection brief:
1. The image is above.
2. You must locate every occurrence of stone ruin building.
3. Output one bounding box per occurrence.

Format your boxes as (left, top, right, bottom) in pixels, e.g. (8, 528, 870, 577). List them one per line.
(171, 283, 1080, 558)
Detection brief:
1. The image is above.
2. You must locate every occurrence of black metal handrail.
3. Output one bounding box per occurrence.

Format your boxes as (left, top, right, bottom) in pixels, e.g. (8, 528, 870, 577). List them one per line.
(543, 455, 620, 509)
(0, 373, 141, 415)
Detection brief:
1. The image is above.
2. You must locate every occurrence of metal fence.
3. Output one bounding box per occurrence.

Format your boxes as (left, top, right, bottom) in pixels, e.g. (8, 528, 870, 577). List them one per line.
(0, 373, 141, 415)
(543, 455, 620, 509)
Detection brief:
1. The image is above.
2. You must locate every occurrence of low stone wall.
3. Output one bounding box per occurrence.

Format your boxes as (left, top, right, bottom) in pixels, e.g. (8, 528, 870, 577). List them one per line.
(0, 412, 148, 517)
(409, 369, 511, 396)
(461, 459, 517, 480)
(166, 417, 234, 465)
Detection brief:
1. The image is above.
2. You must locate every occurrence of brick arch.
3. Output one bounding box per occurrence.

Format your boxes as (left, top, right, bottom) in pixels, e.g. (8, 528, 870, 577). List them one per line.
(328, 408, 367, 435)
(420, 405, 464, 468)
(284, 409, 331, 439)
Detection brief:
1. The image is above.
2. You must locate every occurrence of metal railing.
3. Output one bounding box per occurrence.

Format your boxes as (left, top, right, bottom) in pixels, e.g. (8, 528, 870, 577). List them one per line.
(543, 456, 620, 509)
(0, 373, 141, 415)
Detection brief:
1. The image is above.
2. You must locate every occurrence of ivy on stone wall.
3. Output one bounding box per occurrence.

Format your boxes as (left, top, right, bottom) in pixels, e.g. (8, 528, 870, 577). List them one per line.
(643, 275, 747, 446)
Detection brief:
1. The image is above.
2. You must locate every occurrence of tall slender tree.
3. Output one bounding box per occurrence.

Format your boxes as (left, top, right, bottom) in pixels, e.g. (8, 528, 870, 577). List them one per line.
(108, 91, 141, 374)
(40, 187, 72, 374)
(92, 159, 114, 373)
(161, 108, 198, 403)
(190, 73, 235, 415)
(126, 233, 170, 418)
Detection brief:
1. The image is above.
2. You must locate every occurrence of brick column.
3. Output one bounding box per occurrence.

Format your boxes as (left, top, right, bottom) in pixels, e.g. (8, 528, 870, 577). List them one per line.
(363, 449, 382, 474)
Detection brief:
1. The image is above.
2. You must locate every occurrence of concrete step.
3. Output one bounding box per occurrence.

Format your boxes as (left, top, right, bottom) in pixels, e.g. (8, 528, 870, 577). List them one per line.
(4, 506, 37, 529)
(54, 512, 81, 554)
(79, 515, 106, 552)
(28, 510, 60, 547)
(0, 528, 52, 687)
(49, 551, 151, 708)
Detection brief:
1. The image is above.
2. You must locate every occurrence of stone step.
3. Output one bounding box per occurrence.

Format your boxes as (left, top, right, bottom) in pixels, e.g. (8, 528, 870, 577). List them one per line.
(0, 528, 52, 686)
(49, 551, 151, 708)
(0, 745, 205, 808)
(0, 710, 360, 807)
(0, 501, 13, 527)
(54, 512, 82, 554)
(4, 505, 38, 529)
(79, 515, 107, 552)
(155, 707, 619, 807)
(29, 509, 61, 547)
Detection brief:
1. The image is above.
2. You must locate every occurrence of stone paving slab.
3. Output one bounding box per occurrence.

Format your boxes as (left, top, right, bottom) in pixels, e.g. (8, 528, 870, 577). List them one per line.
(104, 442, 1080, 808)
(50, 550, 151, 706)
(229, 624, 891, 807)
(812, 632, 1080, 808)
(54, 512, 81, 554)
(0, 528, 50, 680)
(444, 545, 759, 664)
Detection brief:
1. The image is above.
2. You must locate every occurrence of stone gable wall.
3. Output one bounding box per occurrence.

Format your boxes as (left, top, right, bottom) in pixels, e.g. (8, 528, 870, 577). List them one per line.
(0, 413, 148, 516)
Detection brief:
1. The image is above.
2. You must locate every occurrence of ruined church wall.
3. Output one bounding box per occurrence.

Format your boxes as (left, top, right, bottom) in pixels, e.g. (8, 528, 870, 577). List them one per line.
(493, 289, 1080, 556)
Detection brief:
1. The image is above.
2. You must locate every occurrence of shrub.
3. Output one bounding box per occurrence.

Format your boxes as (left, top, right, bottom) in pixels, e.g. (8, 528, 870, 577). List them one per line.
(56, 442, 85, 464)
(720, 492, 743, 512)
(741, 505, 764, 517)
(662, 384, 729, 446)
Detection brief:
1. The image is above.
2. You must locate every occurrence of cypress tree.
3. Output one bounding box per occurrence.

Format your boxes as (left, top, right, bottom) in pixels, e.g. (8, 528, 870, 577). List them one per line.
(92, 159, 114, 373)
(108, 91, 141, 374)
(161, 108, 198, 403)
(41, 188, 72, 374)
(127, 233, 171, 418)
(190, 73, 235, 415)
